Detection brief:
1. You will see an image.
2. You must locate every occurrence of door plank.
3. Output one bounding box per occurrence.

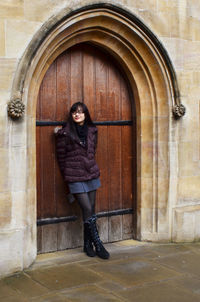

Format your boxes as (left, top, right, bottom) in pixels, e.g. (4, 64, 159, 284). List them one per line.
(40, 126, 56, 218)
(40, 63, 57, 121)
(108, 126, 122, 211)
(82, 44, 96, 120)
(96, 126, 109, 213)
(70, 47, 83, 103)
(56, 52, 71, 120)
(122, 125, 133, 209)
(36, 43, 135, 253)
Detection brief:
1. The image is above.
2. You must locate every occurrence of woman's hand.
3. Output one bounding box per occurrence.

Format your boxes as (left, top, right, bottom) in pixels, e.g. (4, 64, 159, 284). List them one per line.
(54, 126, 62, 134)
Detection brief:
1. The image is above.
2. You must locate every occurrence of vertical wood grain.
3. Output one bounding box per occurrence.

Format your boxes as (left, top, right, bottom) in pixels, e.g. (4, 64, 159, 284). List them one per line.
(96, 126, 109, 213)
(36, 43, 135, 252)
(56, 51, 71, 120)
(108, 126, 122, 211)
(70, 47, 83, 103)
(40, 63, 57, 121)
(82, 44, 96, 120)
(40, 126, 56, 218)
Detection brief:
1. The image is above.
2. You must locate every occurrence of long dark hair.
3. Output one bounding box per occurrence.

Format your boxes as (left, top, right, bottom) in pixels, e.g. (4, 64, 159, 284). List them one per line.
(67, 102, 96, 141)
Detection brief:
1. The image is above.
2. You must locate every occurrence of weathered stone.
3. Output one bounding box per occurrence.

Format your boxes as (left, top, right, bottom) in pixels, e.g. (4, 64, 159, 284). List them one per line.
(0, 20, 5, 57)
(0, 0, 24, 19)
(0, 0, 200, 280)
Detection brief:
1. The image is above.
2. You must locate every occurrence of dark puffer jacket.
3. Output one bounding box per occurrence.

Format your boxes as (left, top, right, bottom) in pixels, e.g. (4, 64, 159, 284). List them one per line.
(55, 123, 100, 183)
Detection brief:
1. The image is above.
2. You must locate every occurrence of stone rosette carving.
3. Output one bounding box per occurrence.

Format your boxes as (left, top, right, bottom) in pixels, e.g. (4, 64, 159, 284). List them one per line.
(172, 104, 186, 119)
(7, 98, 25, 119)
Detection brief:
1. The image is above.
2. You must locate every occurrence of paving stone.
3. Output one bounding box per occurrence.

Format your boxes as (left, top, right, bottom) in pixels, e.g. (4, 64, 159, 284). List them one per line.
(185, 243, 200, 254)
(87, 258, 182, 287)
(116, 281, 200, 302)
(96, 280, 125, 292)
(0, 279, 18, 298)
(1, 241, 200, 302)
(3, 272, 49, 298)
(144, 243, 193, 257)
(1, 294, 30, 302)
(60, 284, 125, 302)
(113, 239, 148, 247)
(108, 245, 157, 261)
(31, 292, 71, 302)
(155, 251, 200, 277)
(165, 276, 200, 296)
(26, 263, 102, 290)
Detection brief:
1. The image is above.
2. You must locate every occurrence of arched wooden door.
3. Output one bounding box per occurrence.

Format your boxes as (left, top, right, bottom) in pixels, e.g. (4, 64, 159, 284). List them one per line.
(36, 43, 136, 253)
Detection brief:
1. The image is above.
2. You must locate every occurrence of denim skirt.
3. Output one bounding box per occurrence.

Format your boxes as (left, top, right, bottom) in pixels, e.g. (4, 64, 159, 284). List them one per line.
(68, 178, 101, 194)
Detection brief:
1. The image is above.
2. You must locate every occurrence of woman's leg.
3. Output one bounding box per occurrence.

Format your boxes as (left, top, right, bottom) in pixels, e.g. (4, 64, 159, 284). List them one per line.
(79, 190, 109, 260)
(74, 192, 96, 257)
(88, 190, 96, 216)
(74, 190, 96, 221)
(73, 192, 93, 221)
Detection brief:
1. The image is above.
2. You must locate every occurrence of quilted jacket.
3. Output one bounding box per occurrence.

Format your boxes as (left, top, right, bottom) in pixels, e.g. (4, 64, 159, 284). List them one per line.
(55, 123, 100, 183)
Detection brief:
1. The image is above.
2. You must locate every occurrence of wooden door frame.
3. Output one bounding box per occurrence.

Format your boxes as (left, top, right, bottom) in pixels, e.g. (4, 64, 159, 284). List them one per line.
(9, 4, 183, 267)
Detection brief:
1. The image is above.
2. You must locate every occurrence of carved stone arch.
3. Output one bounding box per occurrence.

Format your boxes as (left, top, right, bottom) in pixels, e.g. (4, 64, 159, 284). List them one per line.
(9, 3, 182, 266)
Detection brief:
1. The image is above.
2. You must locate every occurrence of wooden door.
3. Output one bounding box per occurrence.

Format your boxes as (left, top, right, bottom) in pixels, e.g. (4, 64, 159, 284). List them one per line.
(36, 43, 136, 253)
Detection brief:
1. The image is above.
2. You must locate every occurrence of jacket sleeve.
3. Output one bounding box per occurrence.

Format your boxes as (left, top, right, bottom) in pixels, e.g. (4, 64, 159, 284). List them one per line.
(55, 128, 68, 176)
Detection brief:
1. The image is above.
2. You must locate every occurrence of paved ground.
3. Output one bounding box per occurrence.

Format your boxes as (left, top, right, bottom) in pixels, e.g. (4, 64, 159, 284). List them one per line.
(1, 240, 200, 301)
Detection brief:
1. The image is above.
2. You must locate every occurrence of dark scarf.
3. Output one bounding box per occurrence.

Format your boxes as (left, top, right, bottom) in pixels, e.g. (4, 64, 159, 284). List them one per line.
(75, 123, 88, 145)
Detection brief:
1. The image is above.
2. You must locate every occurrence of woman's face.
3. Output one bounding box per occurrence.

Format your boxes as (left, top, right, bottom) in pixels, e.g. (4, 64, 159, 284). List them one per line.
(72, 106, 85, 125)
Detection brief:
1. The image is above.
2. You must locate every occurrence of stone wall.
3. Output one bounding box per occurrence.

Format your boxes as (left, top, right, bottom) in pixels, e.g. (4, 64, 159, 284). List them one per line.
(0, 0, 200, 278)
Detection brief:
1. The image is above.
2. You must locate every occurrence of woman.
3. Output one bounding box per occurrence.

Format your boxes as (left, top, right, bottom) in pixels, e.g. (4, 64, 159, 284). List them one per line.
(55, 102, 109, 259)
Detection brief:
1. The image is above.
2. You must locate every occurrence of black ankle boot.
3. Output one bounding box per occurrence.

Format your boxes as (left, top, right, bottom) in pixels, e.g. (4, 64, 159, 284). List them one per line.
(87, 215, 110, 259)
(83, 222, 96, 257)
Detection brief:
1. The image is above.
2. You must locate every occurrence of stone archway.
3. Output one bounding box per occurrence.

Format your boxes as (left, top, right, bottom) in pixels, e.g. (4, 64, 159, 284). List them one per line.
(9, 4, 183, 267)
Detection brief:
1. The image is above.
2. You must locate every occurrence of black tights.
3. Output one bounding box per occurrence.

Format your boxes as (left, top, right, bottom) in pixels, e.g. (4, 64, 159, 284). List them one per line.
(74, 190, 96, 222)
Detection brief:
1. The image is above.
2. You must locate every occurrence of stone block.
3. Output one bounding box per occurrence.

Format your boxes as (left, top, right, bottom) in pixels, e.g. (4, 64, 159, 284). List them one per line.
(10, 120, 26, 148)
(187, 1, 200, 21)
(0, 19, 5, 56)
(10, 190, 26, 228)
(0, 94, 9, 145)
(0, 59, 17, 91)
(178, 176, 200, 200)
(24, 0, 67, 22)
(140, 142, 153, 177)
(157, 0, 179, 13)
(184, 41, 200, 70)
(0, 230, 24, 278)
(188, 16, 200, 41)
(138, 10, 170, 37)
(0, 0, 24, 19)
(6, 20, 41, 58)
(127, 0, 157, 11)
(0, 191, 12, 227)
(173, 205, 200, 242)
(10, 147, 27, 192)
(0, 148, 10, 192)
(160, 38, 185, 71)
(178, 142, 200, 177)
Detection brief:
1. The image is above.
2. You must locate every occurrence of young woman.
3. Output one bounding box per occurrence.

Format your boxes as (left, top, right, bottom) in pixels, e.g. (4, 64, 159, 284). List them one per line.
(55, 102, 109, 259)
